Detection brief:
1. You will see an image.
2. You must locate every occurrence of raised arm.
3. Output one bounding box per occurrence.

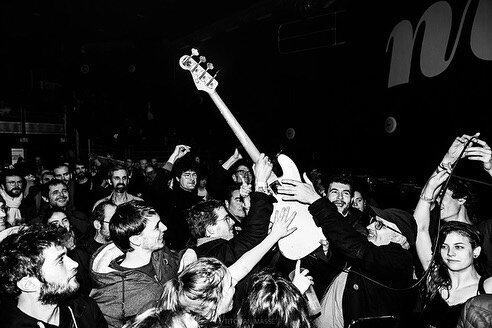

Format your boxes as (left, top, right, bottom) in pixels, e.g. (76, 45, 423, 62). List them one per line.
(464, 137, 492, 178)
(228, 206, 296, 282)
(414, 168, 450, 270)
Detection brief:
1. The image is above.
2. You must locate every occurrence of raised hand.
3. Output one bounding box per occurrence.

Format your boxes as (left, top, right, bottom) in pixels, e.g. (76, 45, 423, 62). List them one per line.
(292, 259, 314, 294)
(168, 145, 191, 164)
(442, 133, 480, 165)
(464, 138, 492, 175)
(269, 206, 297, 239)
(252, 153, 273, 185)
(277, 173, 321, 205)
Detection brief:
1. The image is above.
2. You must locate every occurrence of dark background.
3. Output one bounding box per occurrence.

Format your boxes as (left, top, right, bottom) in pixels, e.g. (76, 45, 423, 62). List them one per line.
(1, 0, 491, 212)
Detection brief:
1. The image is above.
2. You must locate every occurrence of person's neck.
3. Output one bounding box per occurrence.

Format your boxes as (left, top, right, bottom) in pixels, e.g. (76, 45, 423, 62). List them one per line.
(17, 294, 60, 326)
(120, 248, 152, 268)
(112, 190, 129, 202)
(94, 232, 108, 245)
(448, 265, 480, 289)
(443, 207, 471, 225)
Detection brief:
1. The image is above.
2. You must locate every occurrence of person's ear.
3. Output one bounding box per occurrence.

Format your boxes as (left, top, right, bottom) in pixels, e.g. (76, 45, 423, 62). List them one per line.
(457, 197, 467, 206)
(205, 225, 216, 238)
(473, 246, 482, 259)
(17, 276, 40, 293)
(129, 235, 141, 248)
(93, 220, 101, 230)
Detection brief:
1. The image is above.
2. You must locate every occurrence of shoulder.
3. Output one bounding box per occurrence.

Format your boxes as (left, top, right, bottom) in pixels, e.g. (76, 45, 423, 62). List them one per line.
(483, 276, 492, 293)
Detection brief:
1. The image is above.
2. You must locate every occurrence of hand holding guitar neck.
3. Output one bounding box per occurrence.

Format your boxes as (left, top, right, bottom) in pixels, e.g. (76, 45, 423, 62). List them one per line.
(180, 48, 326, 260)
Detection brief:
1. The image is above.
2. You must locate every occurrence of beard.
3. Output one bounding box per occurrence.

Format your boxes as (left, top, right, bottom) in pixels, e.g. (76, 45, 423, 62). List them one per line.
(6, 187, 21, 197)
(115, 183, 127, 193)
(39, 276, 79, 304)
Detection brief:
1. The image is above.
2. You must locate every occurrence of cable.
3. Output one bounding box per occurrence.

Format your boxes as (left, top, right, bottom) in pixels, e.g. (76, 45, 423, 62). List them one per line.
(344, 136, 477, 292)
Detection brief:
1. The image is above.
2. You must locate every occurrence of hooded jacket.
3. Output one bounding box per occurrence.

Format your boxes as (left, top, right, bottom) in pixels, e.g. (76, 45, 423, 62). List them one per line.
(90, 242, 180, 328)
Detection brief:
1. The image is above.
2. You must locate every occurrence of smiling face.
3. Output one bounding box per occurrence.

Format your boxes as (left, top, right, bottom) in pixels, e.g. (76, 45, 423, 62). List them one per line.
(47, 183, 69, 208)
(327, 182, 352, 216)
(38, 245, 79, 304)
(440, 231, 480, 272)
(137, 214, 167, 251)
(366, 216, 400, 246)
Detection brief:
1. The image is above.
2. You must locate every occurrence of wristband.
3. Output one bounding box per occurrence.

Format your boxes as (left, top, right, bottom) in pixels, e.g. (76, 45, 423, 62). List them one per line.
(419, 193, 435, 203)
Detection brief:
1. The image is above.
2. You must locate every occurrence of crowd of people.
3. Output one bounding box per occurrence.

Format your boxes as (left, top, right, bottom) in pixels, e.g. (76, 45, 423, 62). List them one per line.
(0, 133, 492, 328)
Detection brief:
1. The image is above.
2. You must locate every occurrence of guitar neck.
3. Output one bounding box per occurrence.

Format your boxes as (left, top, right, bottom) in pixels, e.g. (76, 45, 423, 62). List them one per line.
(209, 92, 261, 162)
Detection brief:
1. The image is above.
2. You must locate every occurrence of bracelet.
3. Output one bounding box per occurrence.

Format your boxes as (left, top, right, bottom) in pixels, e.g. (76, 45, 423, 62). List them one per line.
(419, 193, 435, 203)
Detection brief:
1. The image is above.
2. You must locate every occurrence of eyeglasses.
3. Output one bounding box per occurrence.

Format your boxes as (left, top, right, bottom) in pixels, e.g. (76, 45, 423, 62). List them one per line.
(370, 217, 404, 236)
(236, 170, 251, 176)
(6, 180, 22, 186)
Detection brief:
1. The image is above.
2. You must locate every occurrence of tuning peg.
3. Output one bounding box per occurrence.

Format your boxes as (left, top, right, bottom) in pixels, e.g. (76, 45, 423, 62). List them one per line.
(191, 48, 199, 56)
(199, 62, 214, 80)
(206, 69, 219, 87)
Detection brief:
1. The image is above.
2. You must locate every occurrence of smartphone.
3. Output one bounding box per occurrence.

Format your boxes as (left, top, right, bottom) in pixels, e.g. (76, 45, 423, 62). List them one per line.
(347, 315, 399, 328)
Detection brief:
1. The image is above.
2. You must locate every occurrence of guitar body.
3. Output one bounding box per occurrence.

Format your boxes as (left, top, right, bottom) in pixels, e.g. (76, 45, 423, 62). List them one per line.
(274, 154, 325, 260)
(180, 50, 326, 260)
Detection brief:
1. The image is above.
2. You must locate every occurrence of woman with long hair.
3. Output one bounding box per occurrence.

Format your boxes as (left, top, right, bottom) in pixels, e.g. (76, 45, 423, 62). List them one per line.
(414, 137, 492, 327)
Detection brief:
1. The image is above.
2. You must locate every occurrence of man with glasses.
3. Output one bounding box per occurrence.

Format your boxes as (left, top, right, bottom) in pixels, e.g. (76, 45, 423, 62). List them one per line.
(277, 179, 417, 328)
(0, 169, 25, 227)
(186, 153, 275, 318)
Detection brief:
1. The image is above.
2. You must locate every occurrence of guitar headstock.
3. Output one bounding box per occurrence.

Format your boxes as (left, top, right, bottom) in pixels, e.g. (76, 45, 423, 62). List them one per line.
(179, 48, 218, 94)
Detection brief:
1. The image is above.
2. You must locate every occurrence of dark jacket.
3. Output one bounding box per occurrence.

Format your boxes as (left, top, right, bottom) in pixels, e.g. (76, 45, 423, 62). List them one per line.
(90, 243, 180, 328)
(195, 192, 275, 320)
(457, 294, 492, 328)
(194, 192, 274, 266)
(309, 198, 415, 327)
(2, 295, 107, 328)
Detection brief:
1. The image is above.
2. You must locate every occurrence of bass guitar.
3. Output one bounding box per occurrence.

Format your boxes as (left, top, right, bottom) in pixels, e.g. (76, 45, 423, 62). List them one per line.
(179, 48, 325, 260)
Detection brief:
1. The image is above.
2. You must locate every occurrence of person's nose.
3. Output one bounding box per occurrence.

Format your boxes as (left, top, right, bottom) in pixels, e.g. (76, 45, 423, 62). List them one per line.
(67, 256, 79, 271)
(159, 222, 167, 232)
(447, 248, 456, 257)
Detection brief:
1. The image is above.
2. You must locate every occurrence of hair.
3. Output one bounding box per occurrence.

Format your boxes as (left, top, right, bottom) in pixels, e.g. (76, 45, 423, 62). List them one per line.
(172, 156, 199, 179)
(107, 164, 128, 179)
(92, 200, 116, 223)
(0, 168, 23, 186)
(237, 269, 312, 328)
(42, 207, 68, 225)
(0, 224, 65, 297)
(447, 179, 479, 224)
(122, 308, 197, 328)
(323, 173, 354, 197)
(159, 257, 229, 326)
(425, 221, 483, 302)
(110, 200, 157, 252)
(186, 200, 224, 239)
(53, 162, 71, 173)
(41, 178, 67, 199)
(224, 182, 242, 202)
(230, 159, 253, 175)
(41, 170, 54, 180)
